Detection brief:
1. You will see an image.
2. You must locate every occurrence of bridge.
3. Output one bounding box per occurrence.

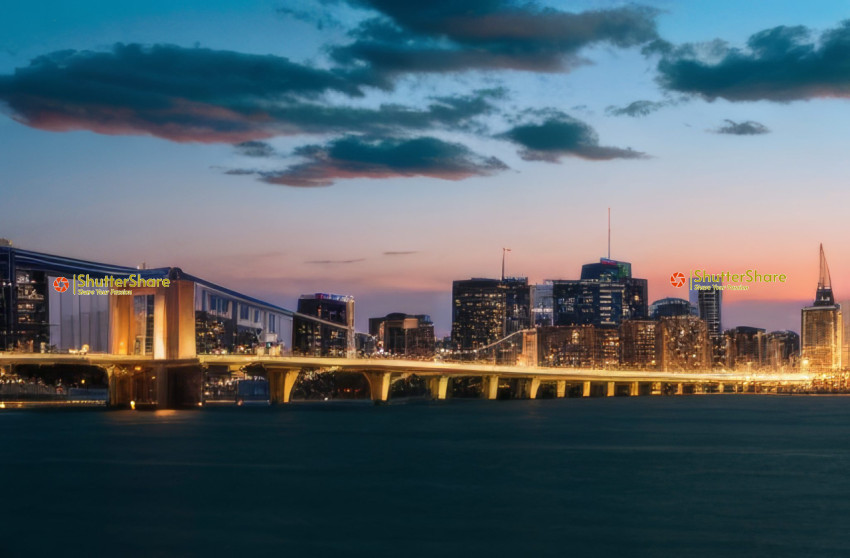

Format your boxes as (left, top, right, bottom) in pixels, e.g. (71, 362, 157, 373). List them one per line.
(0, 352, 812, 408)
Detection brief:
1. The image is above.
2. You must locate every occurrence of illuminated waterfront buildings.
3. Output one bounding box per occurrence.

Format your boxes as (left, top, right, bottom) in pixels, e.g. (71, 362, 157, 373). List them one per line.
(801, 245, 843, 371)
(0, 244, 294, 355)
(656, 316, 711, 372)
(619, 320, 658, 370)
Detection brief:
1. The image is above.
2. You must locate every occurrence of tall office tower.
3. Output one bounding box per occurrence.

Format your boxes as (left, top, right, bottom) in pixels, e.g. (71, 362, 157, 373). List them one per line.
(552, 258, 648, 328)
(368, 313, 435, 357)
(531, 282, 554, 327)
(690, 279, 722, 340)
(766, 330, 800, 368)
(649, 297, 697, 319)
(293, 293, 355, 357)
(801, 245, 843, 370)
(451, 277, 531, 352)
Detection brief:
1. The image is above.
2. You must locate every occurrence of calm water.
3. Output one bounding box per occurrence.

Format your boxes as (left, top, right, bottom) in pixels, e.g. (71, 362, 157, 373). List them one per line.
(2, 396, 850, 557)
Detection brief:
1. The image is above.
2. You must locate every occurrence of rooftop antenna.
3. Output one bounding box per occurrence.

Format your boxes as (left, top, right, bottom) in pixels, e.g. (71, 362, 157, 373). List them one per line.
(501, 247, 511, 281)
(607, 207, 611, 259)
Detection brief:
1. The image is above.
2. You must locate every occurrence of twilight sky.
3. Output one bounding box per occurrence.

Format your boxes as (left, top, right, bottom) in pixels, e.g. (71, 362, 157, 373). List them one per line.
(3, 0, 850, 336)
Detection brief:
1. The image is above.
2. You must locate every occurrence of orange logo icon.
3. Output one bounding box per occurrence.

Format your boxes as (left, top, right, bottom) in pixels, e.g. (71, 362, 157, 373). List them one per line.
(53, 277, 70, 293)
(670, 272, 686, 288)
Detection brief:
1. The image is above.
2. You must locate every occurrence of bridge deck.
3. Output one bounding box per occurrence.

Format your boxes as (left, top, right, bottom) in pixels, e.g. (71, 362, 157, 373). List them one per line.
(0, 353, 811, 384)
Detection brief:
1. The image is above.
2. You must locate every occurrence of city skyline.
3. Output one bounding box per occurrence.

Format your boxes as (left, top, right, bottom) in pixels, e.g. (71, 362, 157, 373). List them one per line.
(3, 1, 850, 335)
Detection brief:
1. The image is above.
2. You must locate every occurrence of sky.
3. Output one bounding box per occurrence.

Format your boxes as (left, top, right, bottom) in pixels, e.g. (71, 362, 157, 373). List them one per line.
(3, 0, 850, 336)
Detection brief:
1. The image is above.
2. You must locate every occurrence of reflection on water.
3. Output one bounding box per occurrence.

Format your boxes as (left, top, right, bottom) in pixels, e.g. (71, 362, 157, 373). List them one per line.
(2, 397, 850, 558)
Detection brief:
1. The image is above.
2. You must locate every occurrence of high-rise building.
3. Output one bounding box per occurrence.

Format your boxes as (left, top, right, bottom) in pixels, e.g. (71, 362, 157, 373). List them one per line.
(292, 293, 355, 357)
(451, 277, 531, 352)
(801, 245, 842, 371)
(452, 279, 505, 352)
(690, 279, 722, 340)
(552, 258, 648, 328)
(369, 312, 435, 357)
(649, 297, 697, 319)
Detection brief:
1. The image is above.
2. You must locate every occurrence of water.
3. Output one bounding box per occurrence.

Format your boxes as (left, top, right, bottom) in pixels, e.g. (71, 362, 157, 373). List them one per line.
(2, 396, 850, 557)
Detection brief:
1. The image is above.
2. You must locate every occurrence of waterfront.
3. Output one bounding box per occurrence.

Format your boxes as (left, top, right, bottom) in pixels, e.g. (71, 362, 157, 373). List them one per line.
(3, 396, 850, 557)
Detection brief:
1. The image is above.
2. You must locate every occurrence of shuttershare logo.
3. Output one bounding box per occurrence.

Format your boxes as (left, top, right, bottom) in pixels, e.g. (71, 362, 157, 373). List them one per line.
(671, 269, 788, 292)
(670, 272, 686, 287)
(53, 277, 70, 293)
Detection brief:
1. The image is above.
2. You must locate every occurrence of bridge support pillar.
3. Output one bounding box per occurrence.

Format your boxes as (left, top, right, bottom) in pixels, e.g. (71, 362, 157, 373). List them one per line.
(269, 369, 300, 404)
(482, 375, 499, 400)
(606, 382, 615, 397)
(675, 383, 684, 395)
(556, 380, 566, 398)
(363, 371, 392, 402)
(582, 381, 591, 397)
(629, 382, 639, 396)
(430, 377, 450, 400)
(528, 377, 541, 399)
(717, 383, 725, 394)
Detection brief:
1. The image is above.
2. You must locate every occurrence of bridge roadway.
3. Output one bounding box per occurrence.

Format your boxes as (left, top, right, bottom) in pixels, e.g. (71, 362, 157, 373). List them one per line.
(0, 352, 811, 407)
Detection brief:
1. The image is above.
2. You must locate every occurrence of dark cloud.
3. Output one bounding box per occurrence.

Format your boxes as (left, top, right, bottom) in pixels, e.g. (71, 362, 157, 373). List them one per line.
(497, 111, 646, 162)
(236, 135, 508, 187)
(332, 2, 658, 75)
(235, 141, 275, 157)
(0, 43, 373, 142)
(383, 250, 418, 255)
(0, 44, 504, 142)
(714, 119, 770, 135)
(606, 99, 668, 117)
(305, 259, 366, 264)
(277, 6, 342, 30)
(657, 21, 850, 101)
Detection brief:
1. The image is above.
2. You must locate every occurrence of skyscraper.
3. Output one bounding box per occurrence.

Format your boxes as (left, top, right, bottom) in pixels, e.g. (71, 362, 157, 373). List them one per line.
(552, 258, 648, 328)
(690, 279, 722, 340)
(451, 277, 532, 352)
(801, 245, 843, 371)
(452, 279, 506, 352)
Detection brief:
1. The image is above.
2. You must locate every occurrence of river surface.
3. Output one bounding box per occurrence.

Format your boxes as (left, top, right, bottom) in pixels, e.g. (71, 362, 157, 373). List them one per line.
(2, 396, 849, 557)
